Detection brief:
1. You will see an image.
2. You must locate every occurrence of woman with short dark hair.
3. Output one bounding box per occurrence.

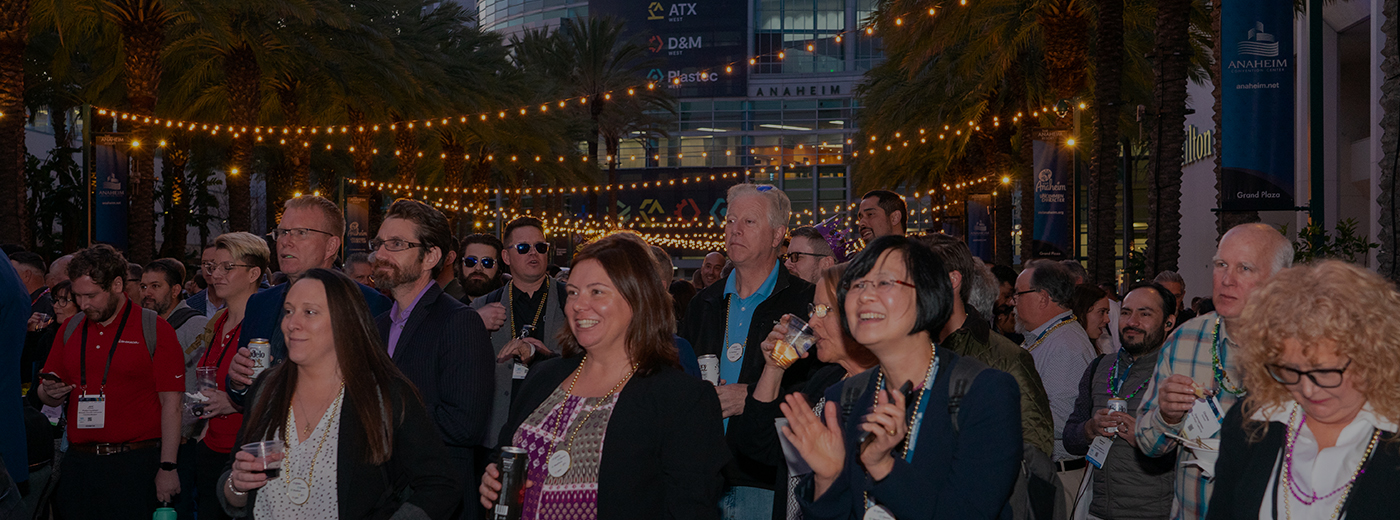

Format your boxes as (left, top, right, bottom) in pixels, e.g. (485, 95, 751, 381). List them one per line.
(478, 234, 728, 519)
(781, 235, 1023, 519)
(218, 268, 458, 518)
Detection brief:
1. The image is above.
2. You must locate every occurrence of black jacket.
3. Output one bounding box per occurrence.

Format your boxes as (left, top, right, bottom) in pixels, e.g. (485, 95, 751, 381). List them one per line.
(219, 377, 461, 519)
(1207, 401, 1400, 520)
(499, 355, 730, 519)
(679, 263, 820, 489)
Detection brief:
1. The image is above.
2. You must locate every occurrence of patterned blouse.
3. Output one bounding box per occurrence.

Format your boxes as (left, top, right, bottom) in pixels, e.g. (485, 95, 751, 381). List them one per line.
(512, 385, 619, 520)
(254, 389, 343, 519)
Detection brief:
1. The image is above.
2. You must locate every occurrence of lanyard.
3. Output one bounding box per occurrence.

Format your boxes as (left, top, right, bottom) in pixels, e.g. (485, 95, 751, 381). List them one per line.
(1025, 314, 1076, 353)
(79, 302, 134, 392)
(200, 312, 240, 372)
(1106, 349, 1150, 399)
(31, 287, 50, 306)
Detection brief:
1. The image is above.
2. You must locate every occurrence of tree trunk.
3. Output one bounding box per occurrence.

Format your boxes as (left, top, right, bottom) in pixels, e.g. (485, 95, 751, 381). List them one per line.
(51, 103, 71, 148)
(443, 140, 465, 190)
(159, 141, 190, 259)
(348, 106, 373, 180)
(0, 0, 28, 248)
(606, 137, 620, 219)
(278, 81, 311, 193)
(1379, 0, 1400, 280)
(123, 19, 165, 263)
(1019, 118, 1038, 264)
(1144, 0, 1191, 276)
(393, 116, 418, 185)
(1088, 0, 1124, 284)
(225, 43, 260, 233)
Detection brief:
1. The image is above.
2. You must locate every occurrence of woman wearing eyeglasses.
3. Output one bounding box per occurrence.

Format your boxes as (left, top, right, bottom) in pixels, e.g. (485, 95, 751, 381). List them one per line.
(781, 236, 1022, 520)
(1206, 260, 1400, 520)
(729, 263, 879, 520)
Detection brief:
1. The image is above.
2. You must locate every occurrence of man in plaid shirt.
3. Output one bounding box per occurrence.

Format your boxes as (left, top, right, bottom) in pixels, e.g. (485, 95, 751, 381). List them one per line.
(1134, 223, 1294, 519)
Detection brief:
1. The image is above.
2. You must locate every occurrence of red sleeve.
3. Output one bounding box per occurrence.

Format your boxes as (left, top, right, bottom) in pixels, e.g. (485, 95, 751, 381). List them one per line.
(40, 325, 69, 383)
(152, 318, 185, 393)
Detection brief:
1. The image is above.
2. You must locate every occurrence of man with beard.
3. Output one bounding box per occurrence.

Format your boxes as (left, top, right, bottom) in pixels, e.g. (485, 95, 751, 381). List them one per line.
(698, 251, 725, 289)
(373, 199, 494, 519)
(458, 234, 505, 301)
(36, 245, 185, 519)
(470, 217, 566, 455)
(436, 235, 468, 300)
(342, 252, 375, 287)
(1064, 284, 1178, 520)
(781, 226, 836, 285)
(856, 189, 906, 242)
(225, 195, 391, 404)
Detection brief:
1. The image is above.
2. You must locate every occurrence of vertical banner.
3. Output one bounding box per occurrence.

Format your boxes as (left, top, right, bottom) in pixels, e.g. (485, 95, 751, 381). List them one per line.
(344, 196, 370, 255)
(93, 133, 130, 250)
(1220, 0, 1294, 210)
(967, 194, 993, 261)
(1032, 132, 1072, 259)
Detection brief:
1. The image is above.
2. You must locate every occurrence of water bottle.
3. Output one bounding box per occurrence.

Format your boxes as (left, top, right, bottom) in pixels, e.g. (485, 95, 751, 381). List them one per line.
(153, 502, 176, 520)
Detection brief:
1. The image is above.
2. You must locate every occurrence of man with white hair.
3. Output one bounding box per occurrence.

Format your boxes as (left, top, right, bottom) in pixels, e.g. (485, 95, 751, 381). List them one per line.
(1134, 222, 1294, 520)
(679, 183, 816, 520)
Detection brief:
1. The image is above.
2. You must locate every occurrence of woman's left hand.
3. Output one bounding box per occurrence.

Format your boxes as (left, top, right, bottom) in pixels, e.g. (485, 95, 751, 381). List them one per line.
(199, 388, 238, 417)
(858, 388, 907, 481)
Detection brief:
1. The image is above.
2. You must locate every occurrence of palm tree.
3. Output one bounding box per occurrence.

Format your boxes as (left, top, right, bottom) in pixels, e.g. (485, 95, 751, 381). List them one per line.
(1143, 0, 1193, 276)
(1087, 0, 1124, 283)
(0, 0, 30, 248)
(158, 134, 190, 258)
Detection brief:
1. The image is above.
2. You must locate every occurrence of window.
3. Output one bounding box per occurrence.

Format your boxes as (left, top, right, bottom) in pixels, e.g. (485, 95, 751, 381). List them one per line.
(754, 0, 846, 74)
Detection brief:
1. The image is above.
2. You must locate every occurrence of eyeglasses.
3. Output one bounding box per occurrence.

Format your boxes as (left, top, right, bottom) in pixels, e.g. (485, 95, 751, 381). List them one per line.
(808, 303, 832, 319)
(463, 256, 496, 269)
(512, 242, 550, 255)
(781, 252, 830, 263)
(53, 297, 73, 306)
(369, 238, 424, 252)
(202, 262, 257, 275)
(1010, 288, 1041, 302)
(845, 278, 915, 294)
(1266, 359, 1352, 388)
(268, 227, 335, 241)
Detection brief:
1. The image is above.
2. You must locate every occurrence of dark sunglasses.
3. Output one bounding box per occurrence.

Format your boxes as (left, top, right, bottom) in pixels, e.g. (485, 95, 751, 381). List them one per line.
(513, 242, 550, 255)
(462, 256, 496, 269)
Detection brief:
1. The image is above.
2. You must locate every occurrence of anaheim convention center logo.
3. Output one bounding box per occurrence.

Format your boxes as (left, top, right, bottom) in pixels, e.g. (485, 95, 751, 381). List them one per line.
(1237, 22, 1278, 58)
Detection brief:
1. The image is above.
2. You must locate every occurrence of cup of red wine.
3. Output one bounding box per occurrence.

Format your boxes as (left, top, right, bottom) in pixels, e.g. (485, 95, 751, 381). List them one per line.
(240, 440, 285, 479)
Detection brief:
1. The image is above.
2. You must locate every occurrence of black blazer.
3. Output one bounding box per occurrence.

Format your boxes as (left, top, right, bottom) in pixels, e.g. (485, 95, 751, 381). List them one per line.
(1207, 401, 1400, 520)
(498, 355, 731, 519)
(219, 377, 461, 519)
(679, 263, 821, 489)
(375, 283, 495, 450)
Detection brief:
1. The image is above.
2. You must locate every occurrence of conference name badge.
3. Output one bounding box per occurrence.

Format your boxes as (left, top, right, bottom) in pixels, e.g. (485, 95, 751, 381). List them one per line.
(77, 394, 105, 429)
(1087, 436, 1112, 469)
(726, 343, 744, 362)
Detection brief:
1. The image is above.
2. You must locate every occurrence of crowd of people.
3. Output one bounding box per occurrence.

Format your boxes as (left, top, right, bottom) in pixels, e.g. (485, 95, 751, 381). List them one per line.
(2, 184, 1397, 520)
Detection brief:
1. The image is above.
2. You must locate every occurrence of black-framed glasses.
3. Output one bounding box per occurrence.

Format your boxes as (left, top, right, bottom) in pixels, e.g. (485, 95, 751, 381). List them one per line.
(268, 227, 335, 241)
(808, 303, 831, 319)
(202, 262, 257, 275)
(1266, 359, 1353, 388)
(1010, 288, 1041, 302)
(781, 252, 830, 263)
(463, 256, 496, 269)
(513, 242, 550, 255)
(369, 238, 424, 252)
(52, 297, 73, 306)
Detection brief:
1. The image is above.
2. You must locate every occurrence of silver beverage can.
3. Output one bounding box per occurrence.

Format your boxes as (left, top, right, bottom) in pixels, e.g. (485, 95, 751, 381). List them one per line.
(1106, 398, 1128, 433)
(493, 446, 530, 520)
(698, 354, 720, 385)
(248, 339, 272, 380)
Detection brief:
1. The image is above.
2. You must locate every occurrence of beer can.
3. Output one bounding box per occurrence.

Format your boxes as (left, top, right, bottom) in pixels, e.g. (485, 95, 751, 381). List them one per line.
(1106, 398, 1128, 433)
(248, 339, 272, 380)
(698, 354, 720, 385)
(493, 447, 530, 520)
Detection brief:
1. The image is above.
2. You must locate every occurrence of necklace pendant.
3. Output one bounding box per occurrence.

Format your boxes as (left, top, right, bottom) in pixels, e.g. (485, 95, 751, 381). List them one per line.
(547, 450, 571, 477)
(287, 477, 310, 505)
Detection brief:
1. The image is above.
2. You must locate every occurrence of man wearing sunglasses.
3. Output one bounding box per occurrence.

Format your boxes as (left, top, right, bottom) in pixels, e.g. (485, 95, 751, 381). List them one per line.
(1134, 223, 1294, 520)
(456, 233, 504, 301)
(224, 195, 392, 405)
(469, 217, 566, 460)
(781, 227, 836, 285)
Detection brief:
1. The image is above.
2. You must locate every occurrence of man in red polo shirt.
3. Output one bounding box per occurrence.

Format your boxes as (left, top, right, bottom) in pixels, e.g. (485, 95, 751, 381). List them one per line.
(36, 244, 185, 519)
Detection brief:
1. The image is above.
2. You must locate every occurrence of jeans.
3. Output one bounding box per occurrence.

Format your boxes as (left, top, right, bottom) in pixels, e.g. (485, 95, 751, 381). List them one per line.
(720, 485, 775, 520)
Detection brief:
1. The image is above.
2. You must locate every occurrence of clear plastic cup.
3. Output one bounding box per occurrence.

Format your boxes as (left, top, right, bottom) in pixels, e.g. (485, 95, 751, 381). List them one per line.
(240, 440, 285, 478)
(196, 367, 219, 391)
(770, 316, 818, 369)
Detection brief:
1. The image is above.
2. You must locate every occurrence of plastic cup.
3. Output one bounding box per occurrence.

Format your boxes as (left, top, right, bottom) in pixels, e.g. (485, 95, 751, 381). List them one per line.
(770, 316, 817, 369)
(196, 367, 219, 391)
(240, 440, 285, 478)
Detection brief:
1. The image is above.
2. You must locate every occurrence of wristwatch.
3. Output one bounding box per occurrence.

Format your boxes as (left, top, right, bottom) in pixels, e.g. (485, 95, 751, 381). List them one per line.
(160, 461, 178, 472)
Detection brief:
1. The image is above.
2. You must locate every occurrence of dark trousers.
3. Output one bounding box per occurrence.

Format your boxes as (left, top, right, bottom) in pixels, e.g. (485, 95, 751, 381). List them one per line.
(55, 445, 160, 520)
(451, 445, 480, 520)
(172, 441, 198, 520)
(196, 442, 232, 520)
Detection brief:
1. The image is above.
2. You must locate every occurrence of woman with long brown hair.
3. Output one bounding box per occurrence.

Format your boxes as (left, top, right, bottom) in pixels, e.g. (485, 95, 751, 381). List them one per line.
(218, 268, 458, 518)
(478, 233, 728, 519)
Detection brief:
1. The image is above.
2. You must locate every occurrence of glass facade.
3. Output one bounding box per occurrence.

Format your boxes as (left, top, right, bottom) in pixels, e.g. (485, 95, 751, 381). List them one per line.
(476, 0, 587, 35)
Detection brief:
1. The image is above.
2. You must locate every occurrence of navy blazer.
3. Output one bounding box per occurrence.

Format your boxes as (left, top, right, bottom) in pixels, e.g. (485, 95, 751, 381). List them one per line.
(804, 348, 1022, 520)
(374, 282, 495, 449)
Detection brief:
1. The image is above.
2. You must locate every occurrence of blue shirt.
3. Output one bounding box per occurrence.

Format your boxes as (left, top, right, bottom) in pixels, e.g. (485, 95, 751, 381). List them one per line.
(0, 251, 31, 482)
(721, 261, 780, 427)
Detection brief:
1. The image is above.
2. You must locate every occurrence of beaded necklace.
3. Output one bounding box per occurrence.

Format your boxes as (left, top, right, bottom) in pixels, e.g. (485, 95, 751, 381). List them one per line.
(1104, 349, 1149, 400)
(1025, 315, 1077, 353)
(1281, 404, 1381, 520)
(863, 342, 939, 513)
(507, 281, 549, 338)
(544, 355, 636, 477)
(1209, 317, 1247, 396)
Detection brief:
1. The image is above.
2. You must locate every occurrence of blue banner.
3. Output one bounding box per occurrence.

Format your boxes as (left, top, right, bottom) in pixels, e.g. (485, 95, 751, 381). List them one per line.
(967, 194, 992, 261)
(1032, 134, 1072, 259)
(1220, 0, 1294, 211)
(344, 196, 370, 255)
(93, 133, 129, 250)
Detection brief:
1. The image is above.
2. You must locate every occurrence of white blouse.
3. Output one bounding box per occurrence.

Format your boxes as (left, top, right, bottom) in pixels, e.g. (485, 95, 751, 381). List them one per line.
(254, 389, 344, 519)
(1254, 401, 1397, 520)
